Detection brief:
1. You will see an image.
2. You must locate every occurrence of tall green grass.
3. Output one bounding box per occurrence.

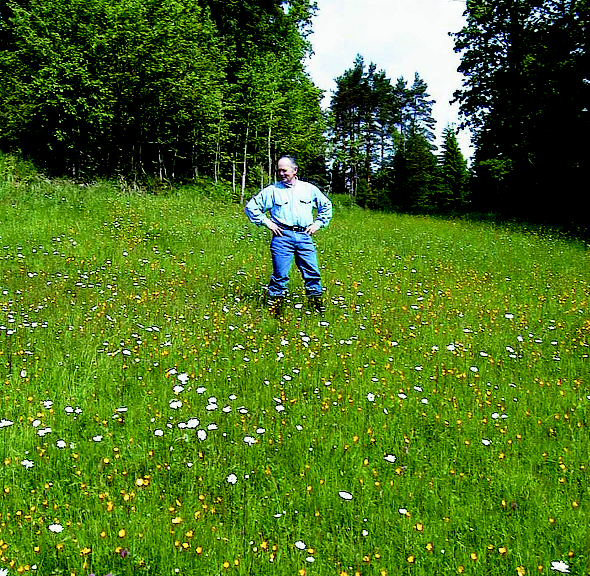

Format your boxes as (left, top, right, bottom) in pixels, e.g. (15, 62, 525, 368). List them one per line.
(0, 156, 588, 576)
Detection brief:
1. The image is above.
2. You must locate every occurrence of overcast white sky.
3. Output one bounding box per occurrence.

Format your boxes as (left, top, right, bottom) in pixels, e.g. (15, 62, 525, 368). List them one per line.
(305, 0, 473, 159)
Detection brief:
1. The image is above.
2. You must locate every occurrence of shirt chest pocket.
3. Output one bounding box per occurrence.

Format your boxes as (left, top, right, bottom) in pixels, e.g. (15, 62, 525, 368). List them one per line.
(273, 190, 290, 207)
(298, 190, 313, 205)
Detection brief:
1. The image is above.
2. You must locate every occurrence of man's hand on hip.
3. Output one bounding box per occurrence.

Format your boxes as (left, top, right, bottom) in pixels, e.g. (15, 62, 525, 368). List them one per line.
(305, 223, 320, 235)
(267, 221, 284, 236)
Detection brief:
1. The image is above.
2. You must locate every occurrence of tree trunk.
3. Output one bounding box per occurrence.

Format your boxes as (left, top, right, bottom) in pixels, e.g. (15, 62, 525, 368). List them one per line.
(240, 123, 249, 204)
(214, 114, 222, 185)
(267, 115, 272, 184)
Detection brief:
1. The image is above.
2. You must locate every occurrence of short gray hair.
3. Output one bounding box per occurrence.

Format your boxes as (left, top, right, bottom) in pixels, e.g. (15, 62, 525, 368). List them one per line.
(279, 155, 298, 169)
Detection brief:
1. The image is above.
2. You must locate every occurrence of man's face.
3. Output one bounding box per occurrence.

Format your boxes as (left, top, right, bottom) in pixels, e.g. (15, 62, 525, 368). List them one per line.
(278, 158, 297, 184)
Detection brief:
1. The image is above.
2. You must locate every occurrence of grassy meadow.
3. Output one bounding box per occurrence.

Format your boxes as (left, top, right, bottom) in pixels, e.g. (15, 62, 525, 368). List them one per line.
(0, 156, 589, 576)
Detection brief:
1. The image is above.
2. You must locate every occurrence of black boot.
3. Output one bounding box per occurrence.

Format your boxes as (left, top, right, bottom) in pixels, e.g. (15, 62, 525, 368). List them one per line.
(308, 295, 325, 315)
(268, 297, 284, 318)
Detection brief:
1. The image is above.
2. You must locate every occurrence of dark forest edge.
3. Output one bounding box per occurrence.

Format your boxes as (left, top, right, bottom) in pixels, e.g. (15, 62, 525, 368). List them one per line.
(1, 0, 588, 232)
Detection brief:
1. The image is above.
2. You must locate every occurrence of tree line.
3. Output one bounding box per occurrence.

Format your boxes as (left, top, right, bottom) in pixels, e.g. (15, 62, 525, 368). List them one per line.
(1, 0, 587, 226)
(327, 54, 469, 213)
(454, 0, 588, 225)
(0, 0, 325, 200)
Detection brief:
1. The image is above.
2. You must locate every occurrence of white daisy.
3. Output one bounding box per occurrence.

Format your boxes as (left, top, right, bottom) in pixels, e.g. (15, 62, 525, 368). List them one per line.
(550, 560, 570, 573)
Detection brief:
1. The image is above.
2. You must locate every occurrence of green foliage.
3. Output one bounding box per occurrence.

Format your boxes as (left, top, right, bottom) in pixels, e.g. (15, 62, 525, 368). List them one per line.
(0, 151, 43, 188)
(0, 0, 226, 179)
(328, 55, 374, 196)
(453, 0, 589, 223)
(436, 125, 470, 211)
(328, 56, 439, 212)
(0, 0, 324, 186)
(214, 0, 324, 198)
(402, 72, 436, 144)
(393, 132, 438, 211)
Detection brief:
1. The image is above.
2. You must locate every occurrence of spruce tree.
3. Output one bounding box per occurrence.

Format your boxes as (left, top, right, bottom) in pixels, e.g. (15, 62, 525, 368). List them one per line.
(438, 125, 469, 211)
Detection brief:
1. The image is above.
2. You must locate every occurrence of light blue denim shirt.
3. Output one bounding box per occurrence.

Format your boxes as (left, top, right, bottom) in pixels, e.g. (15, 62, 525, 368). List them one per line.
(245, 179, 332, 229)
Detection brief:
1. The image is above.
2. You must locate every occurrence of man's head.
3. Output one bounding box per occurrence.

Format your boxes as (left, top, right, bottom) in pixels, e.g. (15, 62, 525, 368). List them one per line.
(278, 156, 298, 185)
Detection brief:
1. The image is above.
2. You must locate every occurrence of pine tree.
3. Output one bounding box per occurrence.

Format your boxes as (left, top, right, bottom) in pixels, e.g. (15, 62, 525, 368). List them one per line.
(403, 73, 436, 145)
(329, 55, 399, 199)
(438, 125, 469, 211)
(329, 55, 369, 198)
(393, 132, 437, 211)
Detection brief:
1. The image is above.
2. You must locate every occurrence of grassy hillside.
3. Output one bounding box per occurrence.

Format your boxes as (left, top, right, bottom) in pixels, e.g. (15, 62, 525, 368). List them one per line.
(0, 156, 588, 575)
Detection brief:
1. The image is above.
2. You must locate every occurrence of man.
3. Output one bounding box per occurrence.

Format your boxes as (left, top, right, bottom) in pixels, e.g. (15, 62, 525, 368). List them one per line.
(245, 155, 332, 313)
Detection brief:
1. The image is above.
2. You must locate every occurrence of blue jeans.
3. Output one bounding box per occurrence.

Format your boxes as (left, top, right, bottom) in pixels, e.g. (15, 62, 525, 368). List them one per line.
(268, 230, 323, 298)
